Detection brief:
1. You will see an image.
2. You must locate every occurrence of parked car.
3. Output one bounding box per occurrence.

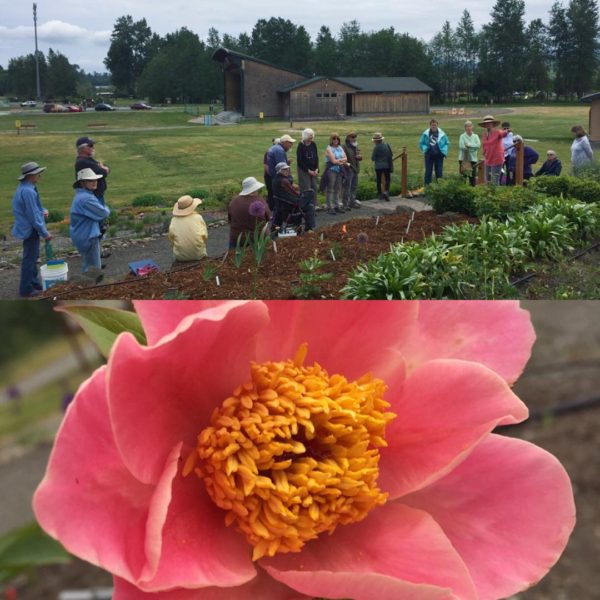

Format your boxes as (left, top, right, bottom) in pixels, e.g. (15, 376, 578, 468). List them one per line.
(130, 102, 152, 110)
(95, 103, 116, 112)
(66, 104, 83, 112)
(43, 103, 68, 113)
(20, 100, 37, 108)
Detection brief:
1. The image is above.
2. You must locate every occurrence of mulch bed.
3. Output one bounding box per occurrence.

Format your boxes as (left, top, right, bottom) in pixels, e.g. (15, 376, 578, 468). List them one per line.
(42, 212, 477, 300)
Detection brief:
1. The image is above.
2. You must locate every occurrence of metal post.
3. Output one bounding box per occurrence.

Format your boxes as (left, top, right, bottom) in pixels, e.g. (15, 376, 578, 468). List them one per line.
(401, 147, 408, 197)
(515, 142, 524, 186)
(33, 3, 41, 100)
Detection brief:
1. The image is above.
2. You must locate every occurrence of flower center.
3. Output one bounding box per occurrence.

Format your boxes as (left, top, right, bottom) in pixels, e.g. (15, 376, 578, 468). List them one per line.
(183, 344, 396, 561)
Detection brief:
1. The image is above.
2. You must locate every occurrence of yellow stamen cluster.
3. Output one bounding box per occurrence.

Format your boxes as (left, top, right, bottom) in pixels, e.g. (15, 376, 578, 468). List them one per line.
(183, 343, 396, 561)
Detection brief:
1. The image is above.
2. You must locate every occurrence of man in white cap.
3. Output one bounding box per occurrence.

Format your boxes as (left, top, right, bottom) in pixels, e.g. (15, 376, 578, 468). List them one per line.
(266, 134, 295, 183)
(228, 177, 271, 248)
(12, 162, 52, 297)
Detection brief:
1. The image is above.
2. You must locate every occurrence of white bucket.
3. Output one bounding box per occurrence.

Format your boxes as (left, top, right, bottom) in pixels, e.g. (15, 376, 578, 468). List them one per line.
(40, 262, 69, 290)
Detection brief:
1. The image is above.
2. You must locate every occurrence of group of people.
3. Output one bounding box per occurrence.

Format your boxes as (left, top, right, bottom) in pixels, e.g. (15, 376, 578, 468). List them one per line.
(10, 117, 596, 297)
(11, 135, 111, 297)
(419, 115, 594, 187)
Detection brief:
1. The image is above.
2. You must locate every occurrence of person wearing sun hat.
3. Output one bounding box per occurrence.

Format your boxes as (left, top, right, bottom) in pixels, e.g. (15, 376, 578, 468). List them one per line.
(168, 195, 208, 262)
(70, 168, 111, 280)
(12, 161, 52, 297)
(228, 177, 272, 248)
(479, 115, 509, 185)
(371, 132, 393, 201)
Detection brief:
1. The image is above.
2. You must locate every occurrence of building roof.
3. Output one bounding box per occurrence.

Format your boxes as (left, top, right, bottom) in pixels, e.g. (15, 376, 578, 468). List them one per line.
(337, 77, 433, 93)
(580, 92, 600, 102)
(278, 75, 433, 94)
(212, 47, 306, 78)
(278, 76, 362, 93)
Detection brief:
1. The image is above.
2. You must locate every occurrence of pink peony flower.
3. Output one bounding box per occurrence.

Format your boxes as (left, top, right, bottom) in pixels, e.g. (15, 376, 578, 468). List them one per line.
(33, 301, 575, 600)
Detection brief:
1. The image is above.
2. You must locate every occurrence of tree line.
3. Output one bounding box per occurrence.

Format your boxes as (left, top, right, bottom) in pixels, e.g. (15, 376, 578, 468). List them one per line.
(2, 0, 598, 103)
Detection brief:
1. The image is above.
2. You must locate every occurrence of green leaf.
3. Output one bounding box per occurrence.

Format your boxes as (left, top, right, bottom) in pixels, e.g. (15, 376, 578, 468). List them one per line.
(0, 521, 71, 581)
(55, 304, 147, 358)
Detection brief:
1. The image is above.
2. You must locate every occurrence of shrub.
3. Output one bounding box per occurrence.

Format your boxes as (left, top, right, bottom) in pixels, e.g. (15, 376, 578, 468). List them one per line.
(473, 186, 542, 219)
(184, 188, 211, 200)
(131, 193, 166, 207)
(46, 209, 64, 223)
(425, 176, 479, 216)
(530, 175, 600, 203)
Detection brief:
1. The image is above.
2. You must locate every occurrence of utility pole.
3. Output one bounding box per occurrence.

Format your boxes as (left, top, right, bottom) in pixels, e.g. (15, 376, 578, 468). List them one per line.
(33, 3, 41, 99)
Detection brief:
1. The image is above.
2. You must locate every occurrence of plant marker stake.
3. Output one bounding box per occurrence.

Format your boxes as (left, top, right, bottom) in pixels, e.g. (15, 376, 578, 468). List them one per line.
(330, 249, 336, 261)
(273, 241, 278, 253)
(320, 233, 324, 241)
(216, 276, 220, 286)
(406, 220, 412, 234)
(375, 216, 380, 227)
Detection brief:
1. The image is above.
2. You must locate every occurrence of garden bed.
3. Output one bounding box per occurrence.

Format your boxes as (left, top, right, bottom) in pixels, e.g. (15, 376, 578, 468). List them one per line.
(41, 212, 477, 300)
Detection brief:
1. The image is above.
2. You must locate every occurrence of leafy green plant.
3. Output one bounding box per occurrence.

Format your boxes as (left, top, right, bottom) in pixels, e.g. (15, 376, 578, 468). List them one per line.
(250, 222, 270, 298)
(46, 209, 64, 223)
(202, 264, 218, 281)
(425, 176, 479, 216)
(292, 257, 333, 299)
(233, 233, 249, 268)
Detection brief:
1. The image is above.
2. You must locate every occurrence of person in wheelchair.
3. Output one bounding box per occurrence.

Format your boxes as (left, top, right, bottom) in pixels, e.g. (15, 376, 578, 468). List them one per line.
(272, 162, 316, 235)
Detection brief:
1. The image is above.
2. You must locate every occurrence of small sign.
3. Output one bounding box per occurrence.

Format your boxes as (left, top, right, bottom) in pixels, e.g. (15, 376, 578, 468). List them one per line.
(259, 112, 264, 119)
(215, 275, 220, 286)
(15, 120, 21, 129)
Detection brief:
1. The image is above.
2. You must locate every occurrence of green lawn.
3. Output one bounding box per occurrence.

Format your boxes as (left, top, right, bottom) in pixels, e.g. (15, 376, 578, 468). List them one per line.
(0, 104, 590, 234)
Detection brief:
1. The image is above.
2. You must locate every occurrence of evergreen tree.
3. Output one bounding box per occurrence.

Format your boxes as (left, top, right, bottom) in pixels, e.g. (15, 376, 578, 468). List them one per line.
(7, 53, 47, 99)
(548, 1, 571, 97)
(477, 0, 527, 100)
(566, 0, 599, 96)
(46, 49, 78, 99)
(524, 19, 551, 97)
(314, 26, 337, 76)
(456, 10, 479, 99)
(104, 15, 157, 95)
(337, 21, 366, 75)
(429, 21, 459, 101)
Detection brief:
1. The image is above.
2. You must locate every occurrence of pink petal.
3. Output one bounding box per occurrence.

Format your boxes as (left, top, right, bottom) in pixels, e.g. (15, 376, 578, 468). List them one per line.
(107, 302, 270, 484)
(396, 301, 535, 384)
(133, 302, 236, 346)
(380, 359, 528, 500)
(138, 464, 255, 591)
(32, 367, 154, 583)
(114, 567, 309, 600)
(262, 502, 477, 600)
(256, 300, 417, 384)
(402, 434, 576, 600)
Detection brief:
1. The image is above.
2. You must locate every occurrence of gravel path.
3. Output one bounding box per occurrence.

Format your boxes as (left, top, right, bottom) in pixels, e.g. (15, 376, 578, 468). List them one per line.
(0, 197, 430, 300)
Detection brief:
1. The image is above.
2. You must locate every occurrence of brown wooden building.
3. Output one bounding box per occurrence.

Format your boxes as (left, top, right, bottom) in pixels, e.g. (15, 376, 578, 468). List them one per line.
(580, 92, 600, 142)
(212, 48, 432, 119)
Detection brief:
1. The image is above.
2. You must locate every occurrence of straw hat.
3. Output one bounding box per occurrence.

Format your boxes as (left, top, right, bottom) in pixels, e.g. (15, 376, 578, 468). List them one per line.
(73, 167, 103, 188)
(478, 115, 501, 127)
(18, 161, 46, 180)
(240, 176, 265, 196)
(371, 132, 384, 141)
(172, 195, 202, 216)
(279, 134, 296, 143)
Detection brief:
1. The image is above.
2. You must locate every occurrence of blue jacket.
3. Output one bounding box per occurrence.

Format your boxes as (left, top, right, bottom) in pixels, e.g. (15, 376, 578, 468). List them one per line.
(508, 146, 539, 177)
(70, 188, 111, 253)
(12, 181, 49, 239)
(266, 143, 289, 179)
(419, 128, 449, 157)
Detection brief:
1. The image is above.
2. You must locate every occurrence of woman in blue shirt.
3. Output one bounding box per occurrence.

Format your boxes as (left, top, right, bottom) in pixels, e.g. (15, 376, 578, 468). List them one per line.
(70, 168, 111, 278)
(419, 119, 449, 185)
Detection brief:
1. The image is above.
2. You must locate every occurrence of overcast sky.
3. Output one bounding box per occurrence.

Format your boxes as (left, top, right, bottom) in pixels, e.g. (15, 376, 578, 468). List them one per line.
(0, 0, 552, 72)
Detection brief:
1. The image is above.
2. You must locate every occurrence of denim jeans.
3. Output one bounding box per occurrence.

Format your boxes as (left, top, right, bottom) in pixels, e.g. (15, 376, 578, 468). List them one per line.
(424, 153, 444, 184)
(19, 231, 41, 297)
(326, 170, 343, 209)
(82, 236, 101, 273)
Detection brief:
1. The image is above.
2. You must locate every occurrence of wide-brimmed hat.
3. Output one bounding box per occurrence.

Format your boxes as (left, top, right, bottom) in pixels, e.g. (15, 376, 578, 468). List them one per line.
(346, 130, 357, 138)
(275, 161, 290, 174)
(18, 161, 46, 180)
(172, 195, 202, 216)
(73, 167, 103, 188)
(279, 134, 296, 144)
(478, 115, 501, 127)
(240, 176, 265, 196)
(371, 132, 384, 141)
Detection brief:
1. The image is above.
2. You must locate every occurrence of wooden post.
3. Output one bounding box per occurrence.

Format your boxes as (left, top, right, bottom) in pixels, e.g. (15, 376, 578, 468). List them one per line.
(401, 147, 408, 197)
(477, 160, 486, 185)
(514, 141, 524, 186)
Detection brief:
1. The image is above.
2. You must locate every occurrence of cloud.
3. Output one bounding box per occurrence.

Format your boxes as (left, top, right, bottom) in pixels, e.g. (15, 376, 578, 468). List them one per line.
(0, 20, 110, 46)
